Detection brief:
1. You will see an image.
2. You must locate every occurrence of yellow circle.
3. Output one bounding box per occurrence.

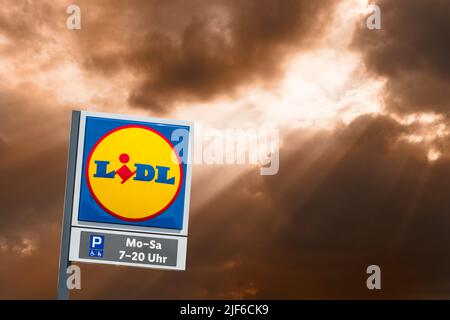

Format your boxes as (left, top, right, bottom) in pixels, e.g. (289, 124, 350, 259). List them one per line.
(87, 126, 182, 221)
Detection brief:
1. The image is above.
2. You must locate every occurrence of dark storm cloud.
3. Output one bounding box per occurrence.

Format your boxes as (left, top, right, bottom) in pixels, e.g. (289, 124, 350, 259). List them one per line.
(352, 0, 450, 115)
(0, 0, 340, 298)
(0, 223, 60, 299)
(3, 0, 450, 300)
(0, 85, 69, 238)
(0, 1, 61, 54)
(68, 115, 450, 299)
(0, 84, 72, 299)
(180, 116, 450, 299)
(75, 0, 336, 113)
(2, 97, 450, 298)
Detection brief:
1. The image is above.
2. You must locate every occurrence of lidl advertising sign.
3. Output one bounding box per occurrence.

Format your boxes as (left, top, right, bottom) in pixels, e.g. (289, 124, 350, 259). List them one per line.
(62, 111, 192, 271)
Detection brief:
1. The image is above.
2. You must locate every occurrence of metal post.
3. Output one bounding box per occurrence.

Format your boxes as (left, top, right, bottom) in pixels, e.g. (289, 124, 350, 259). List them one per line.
(57, 111, 81, 300)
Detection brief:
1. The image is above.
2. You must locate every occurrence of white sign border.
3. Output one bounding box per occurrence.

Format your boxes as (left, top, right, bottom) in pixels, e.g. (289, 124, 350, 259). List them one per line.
(69, 227, 187, 271)
(70, 111, 193, 237)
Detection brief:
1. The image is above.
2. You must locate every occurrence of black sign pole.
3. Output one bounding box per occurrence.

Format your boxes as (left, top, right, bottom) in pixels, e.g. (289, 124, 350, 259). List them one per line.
(57, 111, 81, 300)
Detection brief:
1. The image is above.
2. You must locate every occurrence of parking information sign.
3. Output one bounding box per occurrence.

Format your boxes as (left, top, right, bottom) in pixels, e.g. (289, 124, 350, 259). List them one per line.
(57, 111, 193, 298)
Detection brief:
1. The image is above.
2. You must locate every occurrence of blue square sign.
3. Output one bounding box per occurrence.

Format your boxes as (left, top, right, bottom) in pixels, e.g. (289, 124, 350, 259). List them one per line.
(75, 114, 192, 231)
(89, 234, 104, 257)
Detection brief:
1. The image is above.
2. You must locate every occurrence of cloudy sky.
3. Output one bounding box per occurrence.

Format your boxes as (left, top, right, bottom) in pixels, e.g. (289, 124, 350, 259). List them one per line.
(1, 0, 450, 299)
